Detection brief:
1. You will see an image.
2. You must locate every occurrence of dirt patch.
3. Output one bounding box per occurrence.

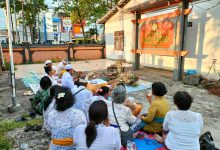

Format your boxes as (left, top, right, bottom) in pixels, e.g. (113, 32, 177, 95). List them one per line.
(1, 66, 220, 148)
(201, 78, 220, 96)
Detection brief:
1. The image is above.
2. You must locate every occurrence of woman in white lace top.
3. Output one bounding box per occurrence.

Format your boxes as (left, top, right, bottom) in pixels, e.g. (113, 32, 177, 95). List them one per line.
(46, 87, 87, 150)
(155, 91, 203, 150)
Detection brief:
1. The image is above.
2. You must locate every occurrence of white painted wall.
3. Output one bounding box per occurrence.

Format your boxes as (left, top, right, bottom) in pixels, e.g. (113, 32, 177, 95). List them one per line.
(104, 0, 220, 78)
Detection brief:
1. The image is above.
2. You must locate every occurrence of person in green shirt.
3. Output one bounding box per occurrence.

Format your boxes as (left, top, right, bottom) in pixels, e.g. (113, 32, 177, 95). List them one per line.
(31, 76, 52, 114)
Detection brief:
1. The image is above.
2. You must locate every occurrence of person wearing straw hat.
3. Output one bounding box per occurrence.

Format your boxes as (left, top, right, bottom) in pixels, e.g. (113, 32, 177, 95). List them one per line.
(61, 64, 76, 90)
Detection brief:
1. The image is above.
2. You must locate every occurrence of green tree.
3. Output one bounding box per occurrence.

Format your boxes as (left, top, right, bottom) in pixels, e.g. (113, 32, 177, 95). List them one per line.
(54, 0, 110, 42)
(0, 0, 48, 43)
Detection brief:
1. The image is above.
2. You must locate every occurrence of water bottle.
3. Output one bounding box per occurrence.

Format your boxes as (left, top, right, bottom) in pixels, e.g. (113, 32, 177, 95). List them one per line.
(127, 140, 137, 150)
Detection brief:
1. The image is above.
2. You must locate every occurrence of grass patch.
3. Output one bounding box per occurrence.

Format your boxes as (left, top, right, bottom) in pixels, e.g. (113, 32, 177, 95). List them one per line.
(0, 118, 43, 150)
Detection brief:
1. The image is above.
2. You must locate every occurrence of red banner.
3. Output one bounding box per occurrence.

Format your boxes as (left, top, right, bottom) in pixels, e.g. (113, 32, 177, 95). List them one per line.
(139, 12, 176, 49)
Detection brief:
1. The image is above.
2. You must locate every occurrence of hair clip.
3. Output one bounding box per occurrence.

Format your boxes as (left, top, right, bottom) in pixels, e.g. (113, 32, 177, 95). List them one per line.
(58, 93, 65, 99)
(99, 89, 103, 92)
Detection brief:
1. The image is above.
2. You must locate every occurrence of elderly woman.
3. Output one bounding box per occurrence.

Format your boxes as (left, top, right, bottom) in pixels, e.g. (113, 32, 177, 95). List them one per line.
(108, 85, 139, 147)
(155, 91, 203, 150)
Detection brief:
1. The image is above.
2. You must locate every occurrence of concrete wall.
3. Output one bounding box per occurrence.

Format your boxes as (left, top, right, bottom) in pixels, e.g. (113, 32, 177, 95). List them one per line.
(2, 46, 105, 64)
(105, 0, 145, 62)
(104, 0, 220, 78)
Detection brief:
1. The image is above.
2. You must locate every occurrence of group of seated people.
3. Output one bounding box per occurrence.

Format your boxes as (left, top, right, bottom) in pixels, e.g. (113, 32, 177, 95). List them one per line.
(30, 59, 203, 150)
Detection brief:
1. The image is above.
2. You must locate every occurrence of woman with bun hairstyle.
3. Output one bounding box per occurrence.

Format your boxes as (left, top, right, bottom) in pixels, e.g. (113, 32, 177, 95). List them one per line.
(74, 101, 121, 150)
(46, 87, 86, 150)
(91, 86, 111, 105)
(139, 82, 170, 134)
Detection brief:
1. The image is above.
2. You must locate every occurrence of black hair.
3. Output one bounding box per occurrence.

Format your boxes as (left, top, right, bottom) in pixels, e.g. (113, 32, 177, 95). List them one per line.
(174, 91, 193, 110)
(85, 101, 108, 148)
(74, 80, 87, 87)
(44, 66, 52, 75)
(96, 86, 109, 96)
(44, 85, 61, 111)
(40, 76, 52, 90)
(66, 69, 70, 72)
(152, 82, 167, 96)
(55, 87, 75, 111)
(117, 83, 126, 88)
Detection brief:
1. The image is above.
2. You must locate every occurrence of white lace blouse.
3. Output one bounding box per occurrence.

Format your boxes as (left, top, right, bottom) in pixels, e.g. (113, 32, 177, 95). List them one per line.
(46, 108, 87, 150)
(163, 110, 203, 150)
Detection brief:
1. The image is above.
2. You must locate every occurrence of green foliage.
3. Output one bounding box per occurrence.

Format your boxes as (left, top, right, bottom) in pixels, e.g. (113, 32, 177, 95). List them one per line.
(0, 118, 43, 149)
(0, 0, 48, 26)
(0, 135, 12, 150)
(51, 56, 61, 63)
(4, 60, 17, 71)
(54, 0, 113, 40)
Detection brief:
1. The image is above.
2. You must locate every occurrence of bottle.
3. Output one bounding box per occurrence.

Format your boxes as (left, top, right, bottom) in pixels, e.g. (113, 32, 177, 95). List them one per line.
(127, 140, 137, 150)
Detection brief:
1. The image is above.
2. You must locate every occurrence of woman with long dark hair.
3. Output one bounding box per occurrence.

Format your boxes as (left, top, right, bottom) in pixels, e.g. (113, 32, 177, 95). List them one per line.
(74, 101, 121, 150)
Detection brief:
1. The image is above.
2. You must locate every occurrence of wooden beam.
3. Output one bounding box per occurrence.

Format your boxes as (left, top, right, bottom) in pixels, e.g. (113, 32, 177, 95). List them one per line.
(131, 50, 189, 57)
(3, 48, 23, 52)
(73, 47, 103, 50)
(29, 47, 68, 51)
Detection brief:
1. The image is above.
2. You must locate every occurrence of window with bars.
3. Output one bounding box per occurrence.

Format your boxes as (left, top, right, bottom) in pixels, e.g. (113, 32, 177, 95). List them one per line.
(114, 31, 124, 51)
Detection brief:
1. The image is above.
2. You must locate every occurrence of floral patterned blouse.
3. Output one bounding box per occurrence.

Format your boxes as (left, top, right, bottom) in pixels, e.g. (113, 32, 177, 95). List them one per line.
(46, 107, 87, 150)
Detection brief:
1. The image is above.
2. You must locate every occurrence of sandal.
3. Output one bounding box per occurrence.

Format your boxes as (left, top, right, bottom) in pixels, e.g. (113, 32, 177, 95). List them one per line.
(15, 117, 28, 122)
(31, 124, 42, 131)
(24, 124, 33, 132)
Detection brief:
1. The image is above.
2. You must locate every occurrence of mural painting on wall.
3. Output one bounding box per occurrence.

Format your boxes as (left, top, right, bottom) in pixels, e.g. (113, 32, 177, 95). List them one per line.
(139, 11, 178, 49)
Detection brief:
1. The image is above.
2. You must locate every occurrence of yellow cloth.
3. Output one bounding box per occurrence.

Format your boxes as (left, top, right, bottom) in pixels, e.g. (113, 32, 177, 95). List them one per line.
(142, 96, 169, 133)
(59, 70, 66, 78)
(51, 138, 74, 146)
(86, 82, 108, 93)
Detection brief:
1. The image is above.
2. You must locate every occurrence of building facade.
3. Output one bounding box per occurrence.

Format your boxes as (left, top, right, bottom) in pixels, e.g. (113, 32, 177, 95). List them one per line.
(99, 0, 220, 79)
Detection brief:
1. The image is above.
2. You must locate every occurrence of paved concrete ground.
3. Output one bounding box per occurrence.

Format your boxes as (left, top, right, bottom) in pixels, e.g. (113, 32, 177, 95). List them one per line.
(0, 59, 219, 149)
(15, 59, 132, 79)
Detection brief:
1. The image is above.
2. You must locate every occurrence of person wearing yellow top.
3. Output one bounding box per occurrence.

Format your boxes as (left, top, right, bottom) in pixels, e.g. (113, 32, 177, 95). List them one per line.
(140, 82, 170, 134)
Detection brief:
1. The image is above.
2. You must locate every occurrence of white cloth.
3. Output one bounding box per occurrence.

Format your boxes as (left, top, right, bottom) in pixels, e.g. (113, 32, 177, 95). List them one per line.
(71, 86, 93, 120)
(57, 62, 65, 75)
(108, 103, 137, 132)
(74, 124, 121, 150)
(163, 110, 203, 150)
(43, 99, 55, 129)
(61, 72, 76, 89)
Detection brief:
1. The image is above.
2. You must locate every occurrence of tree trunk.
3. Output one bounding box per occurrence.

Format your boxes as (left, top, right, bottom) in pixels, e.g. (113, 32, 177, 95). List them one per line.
(75, 0, 86, 43)
(29, 25, 34, 44)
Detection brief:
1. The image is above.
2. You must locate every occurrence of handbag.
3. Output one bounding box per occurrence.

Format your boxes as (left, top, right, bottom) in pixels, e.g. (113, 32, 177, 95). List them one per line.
(200, 131, 219, 150)
(112, 102, 133, 148)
